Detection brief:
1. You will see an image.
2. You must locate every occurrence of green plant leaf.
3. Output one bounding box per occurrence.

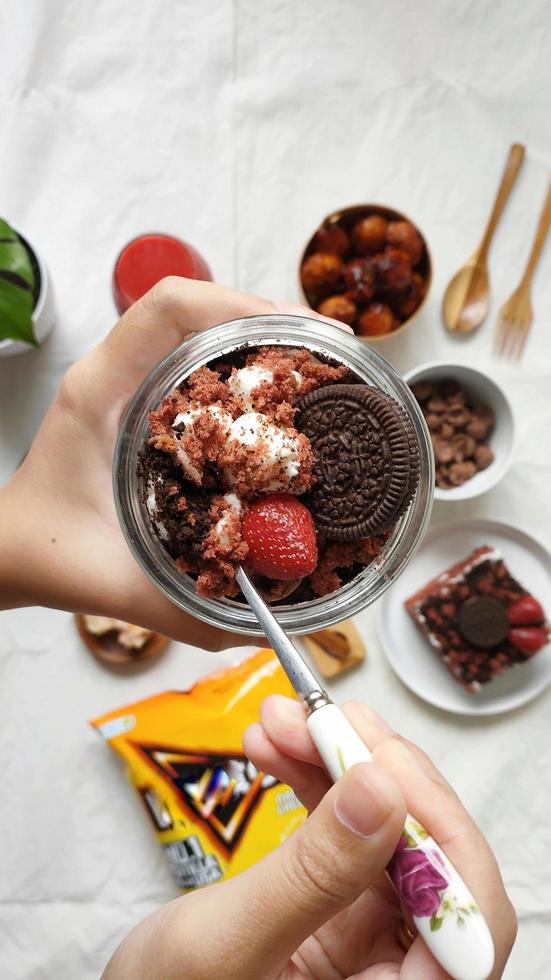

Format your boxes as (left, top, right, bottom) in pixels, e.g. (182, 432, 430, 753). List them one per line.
(0, 217, 35, 293)
(0, 216, 36, 295)
(0, 242, 35, 289)
(0, 277, 37, 345)
(430, 915, 443, 932)
(0, 217, 17, 239)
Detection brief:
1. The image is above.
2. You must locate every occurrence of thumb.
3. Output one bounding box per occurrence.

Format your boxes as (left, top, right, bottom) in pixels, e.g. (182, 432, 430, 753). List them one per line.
(180, 762, 406, 979)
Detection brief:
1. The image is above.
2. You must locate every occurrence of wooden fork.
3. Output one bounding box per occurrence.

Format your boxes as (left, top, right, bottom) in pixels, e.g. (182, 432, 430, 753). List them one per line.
(494, 178, 551, 358)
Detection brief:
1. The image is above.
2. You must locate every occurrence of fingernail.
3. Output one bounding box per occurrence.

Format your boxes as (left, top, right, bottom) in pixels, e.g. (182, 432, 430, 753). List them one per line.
(334, 764, 394, 837)
(252, 723, 270, 742)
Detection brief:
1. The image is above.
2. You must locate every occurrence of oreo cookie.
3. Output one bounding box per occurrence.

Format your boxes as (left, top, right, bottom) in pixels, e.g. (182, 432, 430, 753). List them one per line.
(457, 596, 509, 649)
(295, 384, 420, 540)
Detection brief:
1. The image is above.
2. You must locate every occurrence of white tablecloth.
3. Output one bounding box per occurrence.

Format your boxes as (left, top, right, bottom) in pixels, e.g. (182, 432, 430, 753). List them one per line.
(1, 3, 550, 977)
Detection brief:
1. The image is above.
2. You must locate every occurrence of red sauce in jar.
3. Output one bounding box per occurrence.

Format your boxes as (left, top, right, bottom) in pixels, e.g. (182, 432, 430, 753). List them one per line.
(112, 233, 213, 314)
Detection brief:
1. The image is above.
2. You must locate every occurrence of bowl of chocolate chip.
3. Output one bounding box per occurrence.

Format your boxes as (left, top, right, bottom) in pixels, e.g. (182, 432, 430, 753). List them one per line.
(114, 316, 434, 637)
(299, 204, 432, 340)
(404, 361, 515, 501)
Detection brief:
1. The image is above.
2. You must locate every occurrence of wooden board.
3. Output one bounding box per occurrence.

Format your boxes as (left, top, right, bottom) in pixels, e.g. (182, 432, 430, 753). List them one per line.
(301, 619, 366, 678)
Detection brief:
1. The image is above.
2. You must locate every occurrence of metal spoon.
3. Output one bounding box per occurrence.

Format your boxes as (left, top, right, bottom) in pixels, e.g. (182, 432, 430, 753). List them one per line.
(236, 565, 495, 980)
(442, 143, 525, 332)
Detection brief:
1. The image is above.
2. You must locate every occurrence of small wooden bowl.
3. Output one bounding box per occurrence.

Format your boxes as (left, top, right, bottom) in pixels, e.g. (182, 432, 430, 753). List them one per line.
(75, 614, 169, 671)
(299, 203, 432, 342)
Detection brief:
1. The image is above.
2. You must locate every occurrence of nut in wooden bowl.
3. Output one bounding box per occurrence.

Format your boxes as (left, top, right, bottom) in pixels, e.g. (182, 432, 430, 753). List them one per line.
(299, 204, 432, 342)
(75, 614, 169, 671)
(302, 619, 366, 678)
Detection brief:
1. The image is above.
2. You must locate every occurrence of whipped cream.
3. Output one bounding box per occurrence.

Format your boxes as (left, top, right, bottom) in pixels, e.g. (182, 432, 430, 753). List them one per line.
(223, 412, 303, 490)
(212, 493, 242, 549)
(146, 477, 169, 541)
(172, 405, 233, 484)
(173, 404, 233, 436)
(228, 365, 301, 410)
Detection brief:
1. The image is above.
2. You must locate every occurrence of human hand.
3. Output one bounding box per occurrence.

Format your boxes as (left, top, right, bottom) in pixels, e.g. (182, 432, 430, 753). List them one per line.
(103, 695, 516, 979)
(0, 279, 343, 650)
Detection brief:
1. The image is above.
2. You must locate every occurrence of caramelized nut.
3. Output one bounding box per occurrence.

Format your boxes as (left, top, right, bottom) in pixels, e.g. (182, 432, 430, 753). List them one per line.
(317, 295, 357, 325)
(373, 247, 413, 292)
(386, 220, 424, 266)
(301, 252, 343, 293)
(343, 257, 376, 302)
(351, 215, 388, 254)
(389, 272, 426, 319)
(356, 301, 396, 336)
(313, 224, 350, 256)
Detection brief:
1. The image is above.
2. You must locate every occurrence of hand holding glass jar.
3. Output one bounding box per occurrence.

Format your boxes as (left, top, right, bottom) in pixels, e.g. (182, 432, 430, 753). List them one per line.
(0, 278, 352, 650)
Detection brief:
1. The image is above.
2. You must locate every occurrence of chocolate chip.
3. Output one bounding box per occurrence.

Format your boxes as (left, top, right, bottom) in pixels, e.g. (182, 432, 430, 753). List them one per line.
(426, 412, 443, 431)
(449, 461, 476, 485)
(451, 434, 476, 462)
(410, 378, 495, 490)
(475, 444, 494, 470)
(427, 396, 447, 413)
(410, 381, 433, 402)
(433, 438, 454, 464)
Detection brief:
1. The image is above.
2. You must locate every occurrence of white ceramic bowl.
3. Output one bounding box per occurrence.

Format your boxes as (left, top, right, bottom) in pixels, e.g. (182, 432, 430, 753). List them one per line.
(403, 360, 515, 501)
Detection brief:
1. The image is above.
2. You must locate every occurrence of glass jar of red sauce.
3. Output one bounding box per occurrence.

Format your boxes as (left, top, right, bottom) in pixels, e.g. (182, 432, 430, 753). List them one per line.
(112, 233, 213, 315)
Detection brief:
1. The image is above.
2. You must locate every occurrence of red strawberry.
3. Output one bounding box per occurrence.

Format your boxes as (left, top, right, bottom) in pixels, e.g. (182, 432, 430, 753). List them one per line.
(508, 595, 544, 626)
(508, 627, 548, 656)
(243, 493, 318, 581)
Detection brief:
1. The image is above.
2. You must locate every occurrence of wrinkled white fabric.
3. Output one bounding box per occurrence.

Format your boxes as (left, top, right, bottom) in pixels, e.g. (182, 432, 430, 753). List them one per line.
(1, 2, 550, 977)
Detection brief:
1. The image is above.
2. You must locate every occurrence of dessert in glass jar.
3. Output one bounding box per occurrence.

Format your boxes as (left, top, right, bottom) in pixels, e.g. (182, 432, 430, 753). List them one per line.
(114, 316, 434, 635)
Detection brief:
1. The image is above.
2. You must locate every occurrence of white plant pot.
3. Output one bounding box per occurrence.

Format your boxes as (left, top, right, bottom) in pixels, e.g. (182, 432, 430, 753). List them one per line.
(0, 234, 55, 357)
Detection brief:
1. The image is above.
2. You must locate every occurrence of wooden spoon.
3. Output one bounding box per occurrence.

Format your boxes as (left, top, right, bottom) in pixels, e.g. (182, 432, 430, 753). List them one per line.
(442, 143, 525, 332)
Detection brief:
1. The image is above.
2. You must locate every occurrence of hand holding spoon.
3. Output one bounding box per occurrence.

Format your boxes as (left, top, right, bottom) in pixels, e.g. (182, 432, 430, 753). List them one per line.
(236, 565, 495, 980)
(443, 143, 525, 332)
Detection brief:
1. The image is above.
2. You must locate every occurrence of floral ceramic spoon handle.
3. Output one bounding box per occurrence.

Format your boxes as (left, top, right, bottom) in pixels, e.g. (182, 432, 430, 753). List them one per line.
(306, 699, 495, 980)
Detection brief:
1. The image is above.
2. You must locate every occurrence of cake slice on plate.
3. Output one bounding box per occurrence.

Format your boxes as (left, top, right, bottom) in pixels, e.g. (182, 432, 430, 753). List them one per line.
(405, 546, 550, 693)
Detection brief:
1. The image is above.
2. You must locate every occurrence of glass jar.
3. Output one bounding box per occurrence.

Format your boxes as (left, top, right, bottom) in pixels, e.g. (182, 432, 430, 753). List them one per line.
(114, 315, 434, 636)
(112, 233, 212, 315)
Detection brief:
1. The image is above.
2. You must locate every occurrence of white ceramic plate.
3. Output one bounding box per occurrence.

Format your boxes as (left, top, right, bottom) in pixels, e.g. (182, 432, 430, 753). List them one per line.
(379, 519, 551, 715)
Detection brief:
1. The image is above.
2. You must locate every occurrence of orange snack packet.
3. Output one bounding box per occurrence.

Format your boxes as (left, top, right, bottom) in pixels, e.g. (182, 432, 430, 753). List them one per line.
(90, 650, 306, 890)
